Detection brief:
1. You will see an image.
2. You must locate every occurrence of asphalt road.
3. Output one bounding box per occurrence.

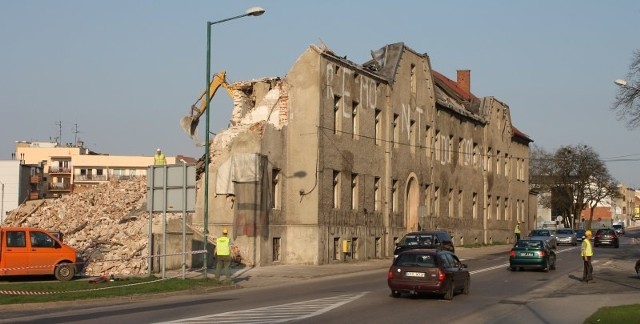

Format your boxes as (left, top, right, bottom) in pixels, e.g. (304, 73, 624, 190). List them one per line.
(2, 230, 638, 324)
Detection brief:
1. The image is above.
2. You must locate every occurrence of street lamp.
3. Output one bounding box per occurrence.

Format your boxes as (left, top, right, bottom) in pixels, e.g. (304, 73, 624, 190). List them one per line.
(203, 6, 265, 277)
(614, 79, 640, 91)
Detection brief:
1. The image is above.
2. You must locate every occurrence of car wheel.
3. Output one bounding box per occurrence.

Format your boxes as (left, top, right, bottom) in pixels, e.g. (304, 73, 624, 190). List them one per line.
(462, 278, 470, 295)
(391, 291, 401, 298)
(54, 262, 75, 281)
(443, 283, 454, 300)
(509, 266, 516, 271)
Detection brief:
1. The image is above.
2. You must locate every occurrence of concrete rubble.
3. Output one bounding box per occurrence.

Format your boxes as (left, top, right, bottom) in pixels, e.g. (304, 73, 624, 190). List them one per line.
(2, 177, 181, 277)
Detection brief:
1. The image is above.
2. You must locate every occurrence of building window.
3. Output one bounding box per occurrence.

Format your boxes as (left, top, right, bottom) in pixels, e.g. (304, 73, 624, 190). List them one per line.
(272, 237, 281, 262)
(473, 142, 479, 169)
(334, 95, 342, 135)
(374, 109, 382, 146)
(496, 150, 501, 175)
(424, 184, 431, 217)
(486, 147, 492, 172)
(410, 63, 417, 95)
(505, 153, 509, 178)
(496, 196, 502, 220)
(472, 192, 478, 219)
(374, 176, 381, 212)
(487, 195, 492, 220)
(425, 126, 432, 159)
(393, 114, 399, 149)
(434, 130, 441, 162)
(333, 170, 341, 209)
(271, 168, 281, 209)
(333, 237, 340, 260)
(448, 188, 454, 217)
(352, 101, 359, 139)
(434, 187, 440, 217)
(448, 135, 453, 164)
(458, 190, 463, 218)
(391, 179, 398, 213)
(410, 119, 416, 154)
(351, 173, 358, 210)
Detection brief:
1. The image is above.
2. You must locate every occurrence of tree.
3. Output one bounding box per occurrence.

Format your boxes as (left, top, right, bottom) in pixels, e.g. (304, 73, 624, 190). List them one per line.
(612, 50, 640, 128)
(529, 144, 618, 229)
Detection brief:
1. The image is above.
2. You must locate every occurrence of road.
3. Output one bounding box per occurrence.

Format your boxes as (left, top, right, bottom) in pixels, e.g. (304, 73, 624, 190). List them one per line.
(2, 230, 638, 324)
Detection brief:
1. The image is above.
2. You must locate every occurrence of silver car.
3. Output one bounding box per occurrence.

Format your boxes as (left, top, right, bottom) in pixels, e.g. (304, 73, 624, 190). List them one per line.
(526, 229, 558, 249)
(555, 228, 577, 246)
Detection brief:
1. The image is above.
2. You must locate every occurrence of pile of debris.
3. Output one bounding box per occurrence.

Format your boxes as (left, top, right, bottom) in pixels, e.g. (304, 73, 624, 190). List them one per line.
(3, 177, 179, 276)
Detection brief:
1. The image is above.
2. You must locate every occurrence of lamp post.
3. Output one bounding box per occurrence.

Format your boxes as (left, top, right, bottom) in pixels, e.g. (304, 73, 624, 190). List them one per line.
(203, 6, 265, 277)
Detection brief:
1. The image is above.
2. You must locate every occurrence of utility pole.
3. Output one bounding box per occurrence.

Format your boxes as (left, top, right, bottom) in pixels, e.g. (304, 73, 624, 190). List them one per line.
(73, 124, 80, 146)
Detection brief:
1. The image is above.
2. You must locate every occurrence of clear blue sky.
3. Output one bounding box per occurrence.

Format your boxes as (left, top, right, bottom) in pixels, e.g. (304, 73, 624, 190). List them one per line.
(2, 1, 640, 186)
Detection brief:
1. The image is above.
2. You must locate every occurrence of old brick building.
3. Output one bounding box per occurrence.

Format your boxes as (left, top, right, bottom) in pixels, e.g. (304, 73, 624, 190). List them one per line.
(197, 42, 533, 266)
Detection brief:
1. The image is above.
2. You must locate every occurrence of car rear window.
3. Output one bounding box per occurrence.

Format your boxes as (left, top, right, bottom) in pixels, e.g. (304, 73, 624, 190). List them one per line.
(398, 234, 435, 247)
(515, 240, 542, 249)
(395, 254, 436, 267)
(556, 229, 573, 234)
(612, 225, 623, 229)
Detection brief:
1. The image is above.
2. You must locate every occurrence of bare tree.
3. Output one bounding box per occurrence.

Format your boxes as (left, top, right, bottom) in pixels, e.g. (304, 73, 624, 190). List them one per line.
(612, 50, 640, 128)
(530, 144, 617, 229)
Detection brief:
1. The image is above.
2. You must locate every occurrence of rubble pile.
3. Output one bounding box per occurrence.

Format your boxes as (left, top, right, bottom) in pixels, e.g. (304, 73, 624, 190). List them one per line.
(3, 177, 166, 276)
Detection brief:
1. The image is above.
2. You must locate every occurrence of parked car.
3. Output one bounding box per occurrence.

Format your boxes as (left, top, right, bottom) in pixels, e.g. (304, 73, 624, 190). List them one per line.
(555, 228, 577, 246)
(394, 231, 454, 258)
(574, 229, 586, 242)
(509, 239, 556, 272)
(612, 224, 625, 235)
(593, 228, 619, 248)
(388, 249, 470, 300)
(526, 229, 557, 249)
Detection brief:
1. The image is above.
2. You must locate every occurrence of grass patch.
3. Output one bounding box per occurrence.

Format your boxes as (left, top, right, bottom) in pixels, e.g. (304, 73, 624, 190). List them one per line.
(584, 304, 640, 323)
(0, 276, 225, 305)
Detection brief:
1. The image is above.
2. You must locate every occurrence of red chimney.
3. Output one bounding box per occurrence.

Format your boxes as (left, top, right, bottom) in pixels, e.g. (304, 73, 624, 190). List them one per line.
(457, 70, 471, 94)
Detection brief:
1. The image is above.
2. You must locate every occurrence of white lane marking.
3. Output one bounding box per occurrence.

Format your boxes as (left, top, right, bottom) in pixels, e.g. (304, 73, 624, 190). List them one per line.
(469, 246, 583, 274)
(157, 292, 368, 324)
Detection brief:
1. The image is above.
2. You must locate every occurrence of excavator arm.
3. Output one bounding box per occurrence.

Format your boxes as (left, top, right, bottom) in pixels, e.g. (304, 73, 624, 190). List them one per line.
(180, 71, 235, 140)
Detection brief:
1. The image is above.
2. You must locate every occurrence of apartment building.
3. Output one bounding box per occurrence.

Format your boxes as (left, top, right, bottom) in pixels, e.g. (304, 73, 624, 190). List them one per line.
(13, 141, 176, 197)
(196, 42, 534, 266)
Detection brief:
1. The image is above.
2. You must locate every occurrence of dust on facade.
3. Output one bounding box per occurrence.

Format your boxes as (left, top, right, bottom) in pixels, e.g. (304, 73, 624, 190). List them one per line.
(201, 42, 533, 267)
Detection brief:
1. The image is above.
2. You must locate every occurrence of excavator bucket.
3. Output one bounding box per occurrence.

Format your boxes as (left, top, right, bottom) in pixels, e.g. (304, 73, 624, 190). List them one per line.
(180, 114, 200, 141)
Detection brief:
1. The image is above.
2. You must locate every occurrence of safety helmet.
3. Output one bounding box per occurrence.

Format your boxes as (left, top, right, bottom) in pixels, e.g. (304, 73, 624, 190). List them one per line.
(585, 230, 592, 236)
(223, 228, 228, 234)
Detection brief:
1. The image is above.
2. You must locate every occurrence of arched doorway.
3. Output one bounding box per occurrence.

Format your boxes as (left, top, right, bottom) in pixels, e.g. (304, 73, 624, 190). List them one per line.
(405, 176, 420, 231)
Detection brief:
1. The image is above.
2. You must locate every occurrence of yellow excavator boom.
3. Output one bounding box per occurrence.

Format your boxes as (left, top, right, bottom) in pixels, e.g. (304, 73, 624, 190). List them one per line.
(180, 71, 235, 140)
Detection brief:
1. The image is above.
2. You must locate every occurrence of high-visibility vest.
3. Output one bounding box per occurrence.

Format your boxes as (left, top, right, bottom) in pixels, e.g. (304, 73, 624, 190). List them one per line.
(154, 153, 166, 165)
(581, 239, 593, 257)
(216, 236, 231, 256)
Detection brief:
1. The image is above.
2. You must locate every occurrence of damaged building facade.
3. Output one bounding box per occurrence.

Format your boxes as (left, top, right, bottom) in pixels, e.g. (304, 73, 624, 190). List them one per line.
(197, 42, 533, 266)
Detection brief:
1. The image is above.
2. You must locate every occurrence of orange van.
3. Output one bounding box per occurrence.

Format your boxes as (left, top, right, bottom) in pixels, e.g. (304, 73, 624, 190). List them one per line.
(0, 227, 83, 281)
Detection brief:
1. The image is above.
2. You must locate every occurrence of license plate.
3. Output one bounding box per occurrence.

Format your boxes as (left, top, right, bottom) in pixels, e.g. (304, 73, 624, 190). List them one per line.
(520, 252, 534, 256)
(405, 272, 425, 277)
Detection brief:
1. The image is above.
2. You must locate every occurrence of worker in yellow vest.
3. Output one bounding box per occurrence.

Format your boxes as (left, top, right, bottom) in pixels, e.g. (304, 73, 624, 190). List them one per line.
(154, 148, 166, 165)
(581, 230, 593, 282)
(215, 228, 233, 282)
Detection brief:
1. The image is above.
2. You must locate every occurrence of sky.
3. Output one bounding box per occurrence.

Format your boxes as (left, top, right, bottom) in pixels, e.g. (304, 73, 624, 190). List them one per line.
(1, 1, 640, 186)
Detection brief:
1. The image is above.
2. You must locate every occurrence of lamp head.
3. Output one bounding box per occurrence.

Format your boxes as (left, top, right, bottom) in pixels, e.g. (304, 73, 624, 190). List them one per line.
(246, 6, 265, 16)
(614, 79, 628, 86)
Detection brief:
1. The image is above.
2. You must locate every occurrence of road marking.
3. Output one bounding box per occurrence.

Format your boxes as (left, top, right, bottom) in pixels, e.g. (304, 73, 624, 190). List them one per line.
(157, 292, 368, 323)
(470, 247, 582, 274)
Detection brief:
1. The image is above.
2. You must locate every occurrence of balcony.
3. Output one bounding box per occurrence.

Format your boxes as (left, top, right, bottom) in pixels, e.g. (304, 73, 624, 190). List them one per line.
(49, 182, 71, 191)
(49, 166, 72, 174)
(74, 174, 108, 182)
